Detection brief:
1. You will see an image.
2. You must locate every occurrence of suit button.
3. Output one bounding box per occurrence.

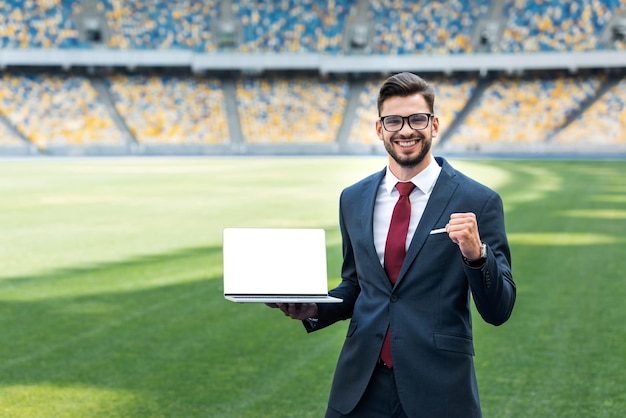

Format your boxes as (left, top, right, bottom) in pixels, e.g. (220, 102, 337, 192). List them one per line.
(390, 294, 398, 302)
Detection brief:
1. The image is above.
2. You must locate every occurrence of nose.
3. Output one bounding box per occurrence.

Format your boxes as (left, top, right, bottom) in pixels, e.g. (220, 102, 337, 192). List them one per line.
(397, 118, 416, 135)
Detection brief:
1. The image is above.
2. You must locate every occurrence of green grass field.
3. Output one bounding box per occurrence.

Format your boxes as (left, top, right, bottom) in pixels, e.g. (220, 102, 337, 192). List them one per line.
(0, 157, 625, 418)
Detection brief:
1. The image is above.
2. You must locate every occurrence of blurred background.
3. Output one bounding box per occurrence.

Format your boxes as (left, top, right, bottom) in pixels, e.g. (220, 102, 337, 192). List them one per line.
(0, 0, 625, 158)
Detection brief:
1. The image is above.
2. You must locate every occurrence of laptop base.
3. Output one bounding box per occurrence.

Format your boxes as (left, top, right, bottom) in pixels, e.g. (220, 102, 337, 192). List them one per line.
(225, 295, 343, 303)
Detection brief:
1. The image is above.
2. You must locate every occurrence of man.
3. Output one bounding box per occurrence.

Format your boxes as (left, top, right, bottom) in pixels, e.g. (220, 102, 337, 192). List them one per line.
(269, 72, 516, 417)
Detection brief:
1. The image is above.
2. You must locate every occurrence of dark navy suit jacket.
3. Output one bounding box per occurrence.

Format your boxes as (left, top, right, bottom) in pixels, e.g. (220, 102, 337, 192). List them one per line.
(306, 157, 516, 417)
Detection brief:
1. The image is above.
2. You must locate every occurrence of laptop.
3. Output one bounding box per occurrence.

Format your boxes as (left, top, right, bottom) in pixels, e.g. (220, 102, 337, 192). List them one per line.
(222, 227, 342, 303)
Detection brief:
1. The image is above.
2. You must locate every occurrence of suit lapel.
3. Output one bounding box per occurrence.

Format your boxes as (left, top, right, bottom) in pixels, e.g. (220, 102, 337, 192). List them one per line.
(359, 169, 386, 280)
(355, 168, 391, 290)
(395, 158, 459, 287)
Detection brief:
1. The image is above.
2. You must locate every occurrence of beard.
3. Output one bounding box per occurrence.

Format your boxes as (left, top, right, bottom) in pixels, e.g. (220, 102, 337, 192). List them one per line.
(383, 131, 432, 168)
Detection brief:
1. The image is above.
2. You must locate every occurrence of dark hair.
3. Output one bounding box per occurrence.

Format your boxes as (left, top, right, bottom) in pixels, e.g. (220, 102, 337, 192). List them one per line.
(377, 72, 435, 116)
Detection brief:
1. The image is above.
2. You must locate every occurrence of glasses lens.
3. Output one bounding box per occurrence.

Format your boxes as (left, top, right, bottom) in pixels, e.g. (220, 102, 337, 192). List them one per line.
(409, 114, 430, 129)
(383, 116, 403, 131)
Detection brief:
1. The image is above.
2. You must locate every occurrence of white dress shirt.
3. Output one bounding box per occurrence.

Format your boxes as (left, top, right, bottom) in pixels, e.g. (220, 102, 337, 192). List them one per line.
(373, 157, 442, 267)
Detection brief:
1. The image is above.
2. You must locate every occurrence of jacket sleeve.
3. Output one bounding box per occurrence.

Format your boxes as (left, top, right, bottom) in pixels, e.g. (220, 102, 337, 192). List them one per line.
(466, 192, 516, 326)
(303, 190, 360, 332)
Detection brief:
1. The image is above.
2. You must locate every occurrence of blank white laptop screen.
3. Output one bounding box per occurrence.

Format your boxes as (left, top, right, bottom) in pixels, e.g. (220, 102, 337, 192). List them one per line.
(222, 228, 342, 303)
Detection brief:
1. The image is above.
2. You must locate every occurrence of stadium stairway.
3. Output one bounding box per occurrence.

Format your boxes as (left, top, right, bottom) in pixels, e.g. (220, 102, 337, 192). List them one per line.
(0, 111, 36, 154)
(342, 0, 373, 52)
(90, 76, 137, 149)
(547, 73, 623, 142)
(336, 78, 367, 152)
(222, 78, 245, 148)
(0, 112, 29, 144)
(438, 77, 493, 146)
(471, 0, 507, 52)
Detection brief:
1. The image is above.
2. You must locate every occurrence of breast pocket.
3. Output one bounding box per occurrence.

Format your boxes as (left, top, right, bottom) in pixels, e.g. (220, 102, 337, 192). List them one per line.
(422, 232, 457, 267)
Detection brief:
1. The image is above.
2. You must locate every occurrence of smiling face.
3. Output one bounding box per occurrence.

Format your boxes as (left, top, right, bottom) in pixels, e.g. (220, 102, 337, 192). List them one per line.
(376, 93, 439, 180)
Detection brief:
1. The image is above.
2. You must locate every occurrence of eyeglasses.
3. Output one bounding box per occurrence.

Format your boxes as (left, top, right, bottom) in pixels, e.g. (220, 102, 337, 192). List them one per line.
(380, 113, 433, 132)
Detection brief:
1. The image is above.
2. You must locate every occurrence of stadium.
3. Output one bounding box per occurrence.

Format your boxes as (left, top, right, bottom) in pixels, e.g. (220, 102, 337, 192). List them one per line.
(1, 0, 626, 157)
(1, 1, 626, 418)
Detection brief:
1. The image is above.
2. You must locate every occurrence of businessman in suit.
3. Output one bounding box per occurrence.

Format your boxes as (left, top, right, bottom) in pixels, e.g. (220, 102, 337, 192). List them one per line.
(269, 72, 516, 417)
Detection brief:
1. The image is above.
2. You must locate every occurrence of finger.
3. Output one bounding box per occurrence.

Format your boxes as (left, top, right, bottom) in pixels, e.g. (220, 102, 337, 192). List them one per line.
(276, 303, 291, 316)
(287, 303, 298, 316)
(450, 212, 475, 220)
(448, 234, 460, 245)
(292, 304, 308, 318)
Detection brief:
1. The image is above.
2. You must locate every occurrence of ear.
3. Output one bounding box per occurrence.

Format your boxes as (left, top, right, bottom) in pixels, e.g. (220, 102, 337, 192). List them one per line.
(431, 115, 439, 138)
(376, 119, 384, 141)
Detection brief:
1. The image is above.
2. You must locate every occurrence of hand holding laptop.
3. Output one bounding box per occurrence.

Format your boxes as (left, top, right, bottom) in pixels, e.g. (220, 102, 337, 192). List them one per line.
(266, 302, 318, 320)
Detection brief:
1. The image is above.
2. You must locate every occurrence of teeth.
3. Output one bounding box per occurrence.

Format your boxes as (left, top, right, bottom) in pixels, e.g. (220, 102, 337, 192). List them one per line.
(398, 140, 416, 147)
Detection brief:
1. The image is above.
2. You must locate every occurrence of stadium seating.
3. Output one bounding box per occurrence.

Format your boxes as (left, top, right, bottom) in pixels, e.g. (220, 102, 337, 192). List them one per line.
(447, 72, 604, 144)
(101, 0, 219, 50)
(0, 73, 123, 148)
(369, 0, 491, 54)
(553, 74, 626, 143)
(233, 0, 352, 53)
(0, 1, 625, 153)
(2, 0, 625, 54)
(496, 0, 626, 52)
(236, 76, 349, 143)
(348, 78, 384, 144)
(99, 0, 353, 52)
(1, 70, 622, 150)
(0, 0, 88, 48)
(431, 76, 479, 139)
(105, 74, 229, 144)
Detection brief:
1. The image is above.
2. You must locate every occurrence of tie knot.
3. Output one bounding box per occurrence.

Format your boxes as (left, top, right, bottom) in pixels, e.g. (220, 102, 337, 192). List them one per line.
(396, 182, 416, 197)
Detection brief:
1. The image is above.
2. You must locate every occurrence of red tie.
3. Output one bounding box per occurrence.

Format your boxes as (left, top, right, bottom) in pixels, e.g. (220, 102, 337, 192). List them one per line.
(380, 181, 416, 368)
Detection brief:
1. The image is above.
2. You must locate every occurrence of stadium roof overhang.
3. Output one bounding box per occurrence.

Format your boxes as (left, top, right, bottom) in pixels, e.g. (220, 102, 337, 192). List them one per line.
(1, 49, 625, 75)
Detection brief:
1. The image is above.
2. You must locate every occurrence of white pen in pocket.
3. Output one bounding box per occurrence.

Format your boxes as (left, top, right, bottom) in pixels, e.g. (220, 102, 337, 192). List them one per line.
(429, 227, 447, 235)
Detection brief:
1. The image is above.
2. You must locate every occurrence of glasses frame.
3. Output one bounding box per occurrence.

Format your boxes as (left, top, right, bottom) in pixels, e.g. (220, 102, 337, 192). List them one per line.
(379, 113, 434, 132)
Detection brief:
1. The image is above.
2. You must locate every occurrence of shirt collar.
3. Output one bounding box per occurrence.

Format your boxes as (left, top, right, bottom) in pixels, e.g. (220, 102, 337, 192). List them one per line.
(384, 156, 441, 195)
